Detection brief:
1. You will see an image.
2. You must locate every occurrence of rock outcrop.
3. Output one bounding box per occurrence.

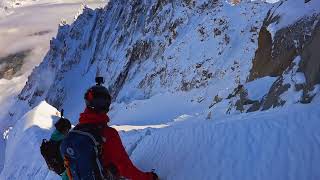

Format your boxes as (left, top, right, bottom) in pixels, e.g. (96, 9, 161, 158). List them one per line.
(0, 50, 31, 80)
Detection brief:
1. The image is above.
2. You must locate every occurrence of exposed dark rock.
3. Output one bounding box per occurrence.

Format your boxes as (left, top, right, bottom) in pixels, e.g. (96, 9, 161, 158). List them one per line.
(262, 77, 290, 110)
(233, 86, 259, 113)
(299, 22, 320, 91)
(209, 95, 222, 109)
(198, 0, 220, 11)
(234, 87, 248, 112)
(45, 87, 65, 109)
(227, 85, 244, 99)
(300, 92, 314, 104)
(213, 28, 221, 36)
(180, 68, 213, 91)
(28, 30, 51, 37)
(198, 26, 206, 41)
(169, 18, 184, 41)
(111, 40, 153, 98)
(224, 84, 260, 113)
(183, 0, 193, 6)
(138, 67, 166, 90)
(247, 7, 320, 110)
(151, 0, 170, 17)
(127, 40, 153, 63)
(248, 24, 273, 81)
(247, 101, 262, 112)
(0, 50, 31, 80)
(248, 9, 318, 82)
(224, 34, 230, 45)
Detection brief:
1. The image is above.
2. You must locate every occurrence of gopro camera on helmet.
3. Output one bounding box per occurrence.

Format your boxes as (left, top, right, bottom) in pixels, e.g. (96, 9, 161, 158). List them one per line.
(85, 76, 111, 112)
(95, 76, 104, 86)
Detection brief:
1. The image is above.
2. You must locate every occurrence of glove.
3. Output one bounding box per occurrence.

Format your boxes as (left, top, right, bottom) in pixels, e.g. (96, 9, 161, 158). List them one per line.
(151, 172, 159, 180)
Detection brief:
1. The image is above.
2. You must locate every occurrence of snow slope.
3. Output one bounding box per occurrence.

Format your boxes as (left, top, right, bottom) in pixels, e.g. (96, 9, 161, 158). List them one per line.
(2, 97, 320, 180)
(0, 0, 105, 171)
(267, 0, 320, 37)
(0, 102, 59, 180)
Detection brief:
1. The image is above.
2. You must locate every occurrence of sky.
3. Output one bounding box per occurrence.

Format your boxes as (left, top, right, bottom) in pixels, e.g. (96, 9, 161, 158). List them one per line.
(0, 0, 106, 119)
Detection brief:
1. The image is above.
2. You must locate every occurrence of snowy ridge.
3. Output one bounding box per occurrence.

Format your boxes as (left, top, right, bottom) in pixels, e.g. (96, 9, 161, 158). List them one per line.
(2, 98, 320, 179)
(0, 0, 106, 172)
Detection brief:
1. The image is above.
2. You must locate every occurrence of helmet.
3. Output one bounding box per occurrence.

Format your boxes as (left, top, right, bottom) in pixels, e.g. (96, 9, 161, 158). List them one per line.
(55, 118, 71, 133)
(84, 84, 111, 112)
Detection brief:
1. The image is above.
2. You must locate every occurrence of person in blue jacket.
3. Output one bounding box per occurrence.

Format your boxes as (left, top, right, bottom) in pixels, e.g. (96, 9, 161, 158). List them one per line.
(50, 118, 71, 180)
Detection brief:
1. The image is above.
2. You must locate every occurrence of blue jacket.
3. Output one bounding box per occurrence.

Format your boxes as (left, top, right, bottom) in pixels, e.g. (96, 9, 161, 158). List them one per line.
(50, 130, 69, 180)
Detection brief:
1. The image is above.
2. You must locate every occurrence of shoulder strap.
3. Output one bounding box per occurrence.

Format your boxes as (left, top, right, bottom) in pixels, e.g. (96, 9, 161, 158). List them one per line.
(73, 123, 106, 144)
(70, 124, 108, 179)
(70, 130, 100, 146)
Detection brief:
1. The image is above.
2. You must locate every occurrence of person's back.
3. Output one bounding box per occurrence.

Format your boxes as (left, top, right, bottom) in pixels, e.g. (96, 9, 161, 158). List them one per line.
(49, 128, 69, 180)
(41, 117, 71, 180)
(61, 77, 158, 180)
(77, 108, 156, 180)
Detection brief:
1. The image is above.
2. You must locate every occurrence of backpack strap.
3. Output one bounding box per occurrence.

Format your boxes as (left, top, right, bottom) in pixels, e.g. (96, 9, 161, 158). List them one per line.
(70, 130, 100, 146)
(71, 123, 112, 179)
(73, 123, 105, 143)
(63, 155, 73, 180)
(69, 129, 106, 178)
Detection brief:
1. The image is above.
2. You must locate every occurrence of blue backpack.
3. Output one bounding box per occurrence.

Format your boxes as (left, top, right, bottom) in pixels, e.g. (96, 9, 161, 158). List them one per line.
(60, 124, 117, 180)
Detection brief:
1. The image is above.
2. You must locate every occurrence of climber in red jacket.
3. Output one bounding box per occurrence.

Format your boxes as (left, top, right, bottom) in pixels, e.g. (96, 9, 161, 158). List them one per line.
(76, 77, 158, 180)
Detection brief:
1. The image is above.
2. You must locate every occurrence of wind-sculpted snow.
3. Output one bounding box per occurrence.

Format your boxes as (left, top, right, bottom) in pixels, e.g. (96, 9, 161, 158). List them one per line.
(137, 101, 320, 180)
(2, 99, 320, 180)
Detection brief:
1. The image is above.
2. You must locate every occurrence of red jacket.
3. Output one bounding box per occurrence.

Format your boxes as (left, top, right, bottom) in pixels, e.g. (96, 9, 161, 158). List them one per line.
(78, 108, 154, 180)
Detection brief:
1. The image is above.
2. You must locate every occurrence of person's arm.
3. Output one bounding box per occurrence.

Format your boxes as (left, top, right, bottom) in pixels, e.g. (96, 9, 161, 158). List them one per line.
(103, 128, 154, 180)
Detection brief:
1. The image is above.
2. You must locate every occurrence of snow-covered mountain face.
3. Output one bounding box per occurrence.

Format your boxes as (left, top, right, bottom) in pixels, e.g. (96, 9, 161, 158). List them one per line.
(14, 0, 320, 121)
(0, 0, 106, 119)
(0, 0, 105, 172)
(16, 0, 272, 120)
(0, 0, 105, 123)
(1, 0, 320, 179)
(0, 0, 104, 9)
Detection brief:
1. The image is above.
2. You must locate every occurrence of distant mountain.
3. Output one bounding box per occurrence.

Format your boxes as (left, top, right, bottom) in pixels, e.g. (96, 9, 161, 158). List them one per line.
(15, 0, 320, 119)
(0, 0, 105, 173)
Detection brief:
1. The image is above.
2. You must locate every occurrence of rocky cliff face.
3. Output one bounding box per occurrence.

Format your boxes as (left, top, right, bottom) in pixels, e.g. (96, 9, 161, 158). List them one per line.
(300, 21, 320, 92)
(246, 0, 320, 110)
(0, 50, 31, 80)
(13, 0, 265, 117)
(9, 0, 320, 122)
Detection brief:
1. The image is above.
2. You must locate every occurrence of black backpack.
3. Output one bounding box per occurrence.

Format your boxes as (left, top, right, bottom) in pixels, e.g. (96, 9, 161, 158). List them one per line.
(60, 124, 117, 180)
(40, 139, 65, 175)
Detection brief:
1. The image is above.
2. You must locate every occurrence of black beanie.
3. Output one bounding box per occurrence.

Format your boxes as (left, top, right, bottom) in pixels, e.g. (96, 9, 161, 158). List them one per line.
(55, 118, 71, 133)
